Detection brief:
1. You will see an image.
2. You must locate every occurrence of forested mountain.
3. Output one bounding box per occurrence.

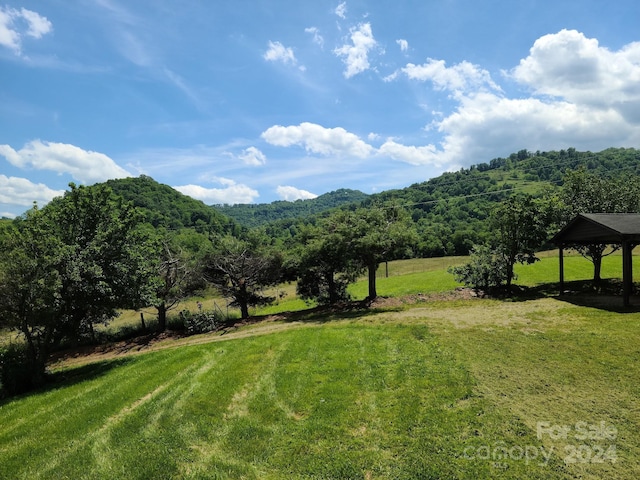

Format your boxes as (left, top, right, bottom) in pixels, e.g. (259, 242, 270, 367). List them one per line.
(105, 175, 239, 234)
(240, 147, 640, 256)
(213, 188, 369, 228)
(77, 147, 640, 256)
(366, 147, 640, 256)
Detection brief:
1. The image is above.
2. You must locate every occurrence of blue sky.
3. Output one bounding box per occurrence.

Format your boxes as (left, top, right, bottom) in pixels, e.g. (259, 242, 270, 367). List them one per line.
(2, 0, 640, 218)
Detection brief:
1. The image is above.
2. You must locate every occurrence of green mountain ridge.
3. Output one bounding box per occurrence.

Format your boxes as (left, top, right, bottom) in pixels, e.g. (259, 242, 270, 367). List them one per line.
(35, 147, 640, 257)
(212, 188, 369, 228)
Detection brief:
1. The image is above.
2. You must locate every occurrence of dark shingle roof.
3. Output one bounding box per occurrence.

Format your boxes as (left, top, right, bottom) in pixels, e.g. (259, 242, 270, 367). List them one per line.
(552, 213, 640, 245)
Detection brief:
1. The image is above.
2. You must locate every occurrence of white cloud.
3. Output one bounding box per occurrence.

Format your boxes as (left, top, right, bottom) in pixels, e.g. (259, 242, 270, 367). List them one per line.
(335, 2, 347, 19)
(0, 140, 131, 184)
(0, 175, 64, 207)
(334, 23, 377, 78)
(264, 41, 297, 65)
(378, 30, 640, 170)
(305, 27, 324, 48)
(261, 122, 374, 158)
(0, 6, 52, 54)
(378, 140, 440, 166)
(276, 185, 318, 201)
(402, 58, 501, 94)
(174, 178, 259, 205)
(20, 8, 53, 39)
(238, 146, 266, 166)
(510, 29, 640, 122)
(396, 39, 408, 52)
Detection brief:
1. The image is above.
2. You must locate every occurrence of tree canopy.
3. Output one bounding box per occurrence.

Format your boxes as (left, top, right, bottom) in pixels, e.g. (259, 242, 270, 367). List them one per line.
(0, 184, 155, 387)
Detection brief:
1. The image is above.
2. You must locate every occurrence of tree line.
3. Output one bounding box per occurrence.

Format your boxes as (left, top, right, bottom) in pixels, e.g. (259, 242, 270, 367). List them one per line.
(3, 148, 640, 396)
(0, 185, 415, 396)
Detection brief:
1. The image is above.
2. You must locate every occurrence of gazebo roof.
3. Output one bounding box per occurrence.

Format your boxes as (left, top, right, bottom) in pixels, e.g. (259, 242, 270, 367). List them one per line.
(551, 213, 640, 245)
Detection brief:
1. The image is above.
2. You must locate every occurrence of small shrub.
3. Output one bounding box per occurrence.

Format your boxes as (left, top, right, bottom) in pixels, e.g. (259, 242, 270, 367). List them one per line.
(179, 310, 225, 335)
(448, 244, 510, 293)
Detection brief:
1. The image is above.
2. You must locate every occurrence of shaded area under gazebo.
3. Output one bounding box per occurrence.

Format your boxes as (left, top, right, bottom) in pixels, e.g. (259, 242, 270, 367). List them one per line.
(551, 213, 640, 306)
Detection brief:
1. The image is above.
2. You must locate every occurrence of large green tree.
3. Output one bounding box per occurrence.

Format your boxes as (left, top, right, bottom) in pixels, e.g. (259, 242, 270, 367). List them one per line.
(490, 194, 549, 291)
(330, 205, 418, 300)
(295, 221, 364, 305)
(0, 184, 154, 384)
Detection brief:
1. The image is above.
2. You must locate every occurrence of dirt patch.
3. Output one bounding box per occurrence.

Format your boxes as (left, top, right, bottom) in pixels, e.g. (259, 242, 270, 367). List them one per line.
(368, 288, 480, 308)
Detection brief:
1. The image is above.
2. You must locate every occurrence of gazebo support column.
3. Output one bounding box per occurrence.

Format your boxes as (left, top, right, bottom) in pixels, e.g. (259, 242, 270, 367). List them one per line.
(622, 241, 633, 306)
(559, 245, 565, 295)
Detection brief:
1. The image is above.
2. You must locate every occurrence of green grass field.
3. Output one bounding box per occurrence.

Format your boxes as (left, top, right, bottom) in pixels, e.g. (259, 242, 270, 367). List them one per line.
(2, 251, 640, 478)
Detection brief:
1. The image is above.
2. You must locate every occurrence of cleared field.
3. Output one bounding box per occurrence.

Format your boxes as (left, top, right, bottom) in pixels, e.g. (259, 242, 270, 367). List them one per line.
(2, 289, 640, 478)
(0, 251, 640, 479)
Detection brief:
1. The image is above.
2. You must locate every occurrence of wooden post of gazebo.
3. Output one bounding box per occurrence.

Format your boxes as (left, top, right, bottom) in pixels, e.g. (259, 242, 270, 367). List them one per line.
(622, 240, 633, 307)
(558, 245, 564, 295)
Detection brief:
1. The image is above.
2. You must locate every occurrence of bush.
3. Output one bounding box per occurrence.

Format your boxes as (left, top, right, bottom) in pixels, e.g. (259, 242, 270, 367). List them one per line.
(179, 310, 225, 335)
(0, 343, 44, 398)
(448, 244, 510, 293)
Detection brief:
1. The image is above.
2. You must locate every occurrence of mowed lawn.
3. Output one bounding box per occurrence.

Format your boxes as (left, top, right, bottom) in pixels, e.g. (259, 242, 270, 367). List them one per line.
(2, 252, 640, 478)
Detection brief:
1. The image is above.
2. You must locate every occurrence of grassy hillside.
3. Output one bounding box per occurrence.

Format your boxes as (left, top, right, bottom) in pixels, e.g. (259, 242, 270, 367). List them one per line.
(2, 251, 640, 478)
(2, 293, 638, 478)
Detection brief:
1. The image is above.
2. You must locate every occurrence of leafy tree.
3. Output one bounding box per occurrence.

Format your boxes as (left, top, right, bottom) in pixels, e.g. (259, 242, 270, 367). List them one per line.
(330, 205, 418, 300)
(490, 194, 549, 291)
(0, 184, 153, 387)
(204, 235, 282, 319)
(295, 222, 364, 305)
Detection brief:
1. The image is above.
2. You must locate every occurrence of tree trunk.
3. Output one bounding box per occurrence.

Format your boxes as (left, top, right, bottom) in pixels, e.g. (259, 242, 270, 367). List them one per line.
(327, 272, 338, 304)
(506, 260, 514, 292)
(240, 301, 249, 319)
(367, 260, 378, 300)
(157, 302, 167, 332)
(593, 255, 602, 284)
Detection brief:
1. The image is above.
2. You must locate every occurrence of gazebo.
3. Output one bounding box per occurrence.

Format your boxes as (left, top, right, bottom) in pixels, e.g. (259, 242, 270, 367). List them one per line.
(551, 213, 640, 306)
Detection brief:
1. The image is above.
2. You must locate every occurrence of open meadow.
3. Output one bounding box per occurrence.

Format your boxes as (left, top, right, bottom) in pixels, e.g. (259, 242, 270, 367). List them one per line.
(1, 252, 640, 479)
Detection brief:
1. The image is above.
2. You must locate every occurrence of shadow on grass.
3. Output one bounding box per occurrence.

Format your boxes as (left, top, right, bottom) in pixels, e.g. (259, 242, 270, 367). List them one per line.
(0, 357, 134, 406)
(229, 299, 403, 327)
(512, 279, 640, 313)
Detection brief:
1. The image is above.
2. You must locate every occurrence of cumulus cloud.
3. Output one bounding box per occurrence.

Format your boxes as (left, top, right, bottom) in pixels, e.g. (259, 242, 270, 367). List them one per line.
(510, 29, 640, 122)
(0, 175, 64, 208)
(402, 58, 501, 94)
(378, 140, 440, 166)
(335, 2, 347, 19)
(238, 146, 266, 166)
(305, 26, 324, 48)
(261, 122, 374, 158)
(396, 39, 408, 52)
(0, 6, 52, 54)
(276, 185, 318, 201)
(0, 140, 131, 184)
(264, 41, 297, 65)
(384, 29, 640, 169)
(334, 23, 377, 78)
(174, 177, 259, 205)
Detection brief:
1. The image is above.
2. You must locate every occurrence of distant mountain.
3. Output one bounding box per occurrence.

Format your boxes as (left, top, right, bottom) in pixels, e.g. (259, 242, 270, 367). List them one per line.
(105, 175, 238, 234)
(101, 147, 640, 257)
(213, 188, 369, 228)
(364, 147, 640, 257)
